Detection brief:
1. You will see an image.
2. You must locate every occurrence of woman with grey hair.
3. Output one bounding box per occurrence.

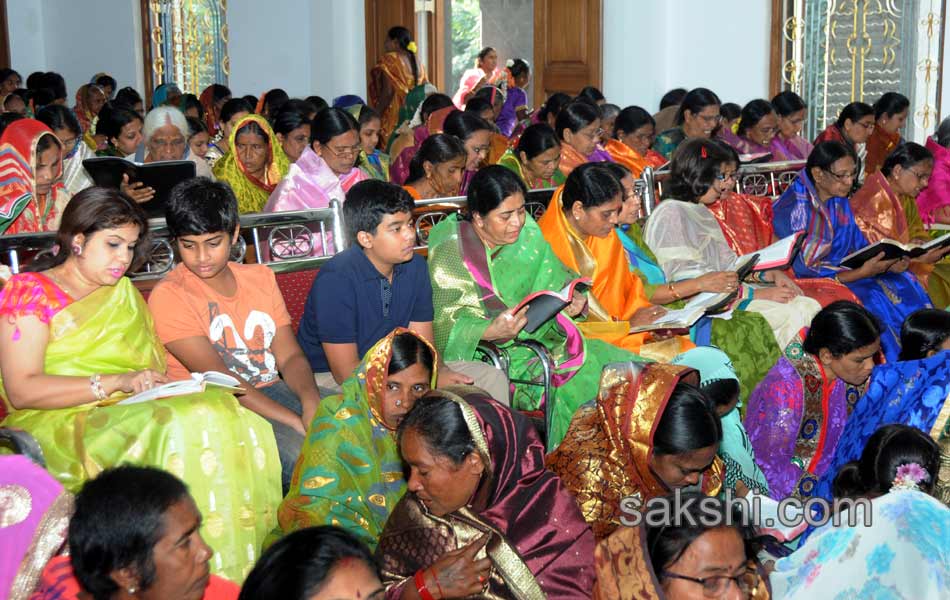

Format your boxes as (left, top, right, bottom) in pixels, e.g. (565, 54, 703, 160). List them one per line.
(123, 105, 214, 202)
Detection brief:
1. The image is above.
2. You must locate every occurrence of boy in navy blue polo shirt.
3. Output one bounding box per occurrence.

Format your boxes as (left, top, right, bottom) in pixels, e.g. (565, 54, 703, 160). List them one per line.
(297, 179, 508, 401)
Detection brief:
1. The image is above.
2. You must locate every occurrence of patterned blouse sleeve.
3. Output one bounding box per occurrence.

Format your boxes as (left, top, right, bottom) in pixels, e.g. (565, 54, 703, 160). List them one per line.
(0, 273, 71, 326)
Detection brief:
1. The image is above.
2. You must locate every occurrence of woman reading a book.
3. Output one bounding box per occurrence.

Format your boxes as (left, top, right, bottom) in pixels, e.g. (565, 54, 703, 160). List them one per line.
(769, 90, 813, 161)
(0, 118, 70, 235)
(402, 133, 466, 200)
(852, 142, 950, 309)
(427, 165, 640, 449)
(704, 145, 860, 308)
(497, 123, 567, 189)
(556, 100, 614, 177)
(547, 361, 724, 540)
(213, 113, 290, 213)
(744, 301, 881, 501)
(537, 162, 692, 360)
(773, 140, 932, 361)
(644, 138, 821, 350)
(717, 99, 778, 158)
(0, 187, 282, 582)
(610, 162, 781, 404)
(274, 328, 436, 549)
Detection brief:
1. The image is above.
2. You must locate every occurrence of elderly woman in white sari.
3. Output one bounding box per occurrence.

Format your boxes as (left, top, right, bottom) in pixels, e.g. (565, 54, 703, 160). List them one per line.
(35, 104, 94, 196)
(644, 138, 820, 348)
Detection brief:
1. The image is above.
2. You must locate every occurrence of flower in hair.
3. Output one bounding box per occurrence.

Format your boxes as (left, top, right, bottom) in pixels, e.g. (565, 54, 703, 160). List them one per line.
(407, 41, 418, 53)
(891, 462, 929, 492)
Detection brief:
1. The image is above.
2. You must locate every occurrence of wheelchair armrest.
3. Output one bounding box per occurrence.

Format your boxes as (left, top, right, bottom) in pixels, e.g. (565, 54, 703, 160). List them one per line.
(508, 339, 555, 434)
(476, 341, 509, 373)
(0, 427, 46, 468)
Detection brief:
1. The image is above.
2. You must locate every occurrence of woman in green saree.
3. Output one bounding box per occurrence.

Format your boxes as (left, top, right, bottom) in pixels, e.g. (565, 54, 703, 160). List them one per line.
(0, 188, 282, 584)
(427, 165, 640, 449)
(274, 328, 437, 549)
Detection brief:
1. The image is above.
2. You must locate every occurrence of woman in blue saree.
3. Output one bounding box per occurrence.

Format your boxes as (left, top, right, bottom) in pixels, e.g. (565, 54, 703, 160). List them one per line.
(773, 140, 931, 361)
(814, 308, 950, 505)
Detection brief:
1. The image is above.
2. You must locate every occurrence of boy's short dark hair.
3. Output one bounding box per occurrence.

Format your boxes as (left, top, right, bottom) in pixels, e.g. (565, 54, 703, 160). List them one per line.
(166, 177, 240, 238)
(343, 179, 414, 247)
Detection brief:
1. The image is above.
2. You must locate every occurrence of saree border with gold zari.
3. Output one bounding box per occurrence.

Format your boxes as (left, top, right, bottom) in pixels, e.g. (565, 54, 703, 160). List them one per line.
(537, 186, 690, 360)
(592, 523, 771, 600)
(274, 328, 437, 549)
(378, 388, 595, 599)
(0, 277, 282, 583)
(707, 192, 860, 308)
(547, 362, 724, 540)
(426, 213, 635, 447)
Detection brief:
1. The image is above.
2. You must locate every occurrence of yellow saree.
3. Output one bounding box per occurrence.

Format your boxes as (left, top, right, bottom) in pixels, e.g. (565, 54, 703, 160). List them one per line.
(536, 187, 691, 360)
(0, 277, 282, 583)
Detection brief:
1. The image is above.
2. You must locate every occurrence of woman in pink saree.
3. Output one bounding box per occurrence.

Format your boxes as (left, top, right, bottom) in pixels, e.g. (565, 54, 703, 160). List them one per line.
(265, 108, 367, 212)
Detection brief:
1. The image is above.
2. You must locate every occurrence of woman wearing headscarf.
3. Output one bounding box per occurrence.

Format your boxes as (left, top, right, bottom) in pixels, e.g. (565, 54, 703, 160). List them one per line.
(0, 118, 69, 235)
(213, 113, 290, 213)
(378, 390, 596, 599)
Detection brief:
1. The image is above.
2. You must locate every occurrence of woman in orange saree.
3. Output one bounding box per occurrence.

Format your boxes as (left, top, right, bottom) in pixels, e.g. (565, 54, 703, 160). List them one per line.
(851, 142, 950, 308)
(547, 361, 723, 540)
(368, 26, 427, 143)
(706, 189, 859, 307)
(537, 163, 691, 360)
(864, 92, 908, 176)
(604, 106, 667, 178)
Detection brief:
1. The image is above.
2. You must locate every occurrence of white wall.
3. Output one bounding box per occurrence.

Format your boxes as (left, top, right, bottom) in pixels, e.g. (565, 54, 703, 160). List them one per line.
(8, 0, 365, 103)
(603, 0, 771, 112)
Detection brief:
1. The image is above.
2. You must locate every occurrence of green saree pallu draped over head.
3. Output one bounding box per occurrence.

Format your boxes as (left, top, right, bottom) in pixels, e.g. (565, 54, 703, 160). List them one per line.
(273, 328, 438, 549)
(0, 275, 282, 583)
(426, 214, 641, 449)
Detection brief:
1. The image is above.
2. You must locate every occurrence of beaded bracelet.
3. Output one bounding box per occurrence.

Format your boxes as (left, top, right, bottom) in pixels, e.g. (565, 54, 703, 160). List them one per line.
(414, 570, 436, 600)
(90, 374, 107, 401)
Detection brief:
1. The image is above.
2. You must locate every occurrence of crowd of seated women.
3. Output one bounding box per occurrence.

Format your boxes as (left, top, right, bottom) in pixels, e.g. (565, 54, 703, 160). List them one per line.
(4, 23, 950, 599)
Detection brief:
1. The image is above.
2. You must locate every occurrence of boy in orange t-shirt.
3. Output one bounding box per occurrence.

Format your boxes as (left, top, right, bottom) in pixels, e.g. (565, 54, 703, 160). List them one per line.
(148, 178, 320, 492)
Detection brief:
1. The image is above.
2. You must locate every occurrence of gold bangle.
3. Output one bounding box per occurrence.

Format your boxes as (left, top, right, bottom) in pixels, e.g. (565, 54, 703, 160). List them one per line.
(668, 282, 681, 300)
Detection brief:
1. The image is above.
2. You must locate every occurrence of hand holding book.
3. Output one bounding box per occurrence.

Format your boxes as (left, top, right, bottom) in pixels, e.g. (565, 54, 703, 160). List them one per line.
(484, 305, 530, 341)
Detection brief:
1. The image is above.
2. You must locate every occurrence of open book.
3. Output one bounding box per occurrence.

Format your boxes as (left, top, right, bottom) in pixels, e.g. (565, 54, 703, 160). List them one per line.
(82, 157, 197, 218)
(116, 371, 242, 405)
(512, 277, 592, 334)
(839, 233, 950, 270)
(628, 233, 805, 333)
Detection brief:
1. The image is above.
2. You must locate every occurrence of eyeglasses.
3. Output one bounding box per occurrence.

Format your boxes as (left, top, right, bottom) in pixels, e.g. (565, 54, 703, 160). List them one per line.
(662, 564, 760, 598)
(854, 121, 875, 130)
(324, 143, 363, 158)
(715, 171, 739, 182)
(697, 113, 723, 125)
(581, 127, 605, 140)
(824, 168, 857, 182)
(753, 126, 779, 136)
(907, 168, 931, 182)
(471, 144, 492, 155)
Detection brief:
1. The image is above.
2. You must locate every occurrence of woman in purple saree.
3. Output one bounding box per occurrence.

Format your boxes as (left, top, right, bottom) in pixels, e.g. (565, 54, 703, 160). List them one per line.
(377, 390, 596, 599)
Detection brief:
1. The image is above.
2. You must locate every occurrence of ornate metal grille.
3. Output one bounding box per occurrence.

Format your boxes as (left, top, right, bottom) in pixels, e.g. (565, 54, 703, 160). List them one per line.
(145, 0, 229, 94)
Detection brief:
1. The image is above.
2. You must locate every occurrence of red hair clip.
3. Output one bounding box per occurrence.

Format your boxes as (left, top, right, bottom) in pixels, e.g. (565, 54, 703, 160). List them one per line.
(700, 146, 708, 159)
